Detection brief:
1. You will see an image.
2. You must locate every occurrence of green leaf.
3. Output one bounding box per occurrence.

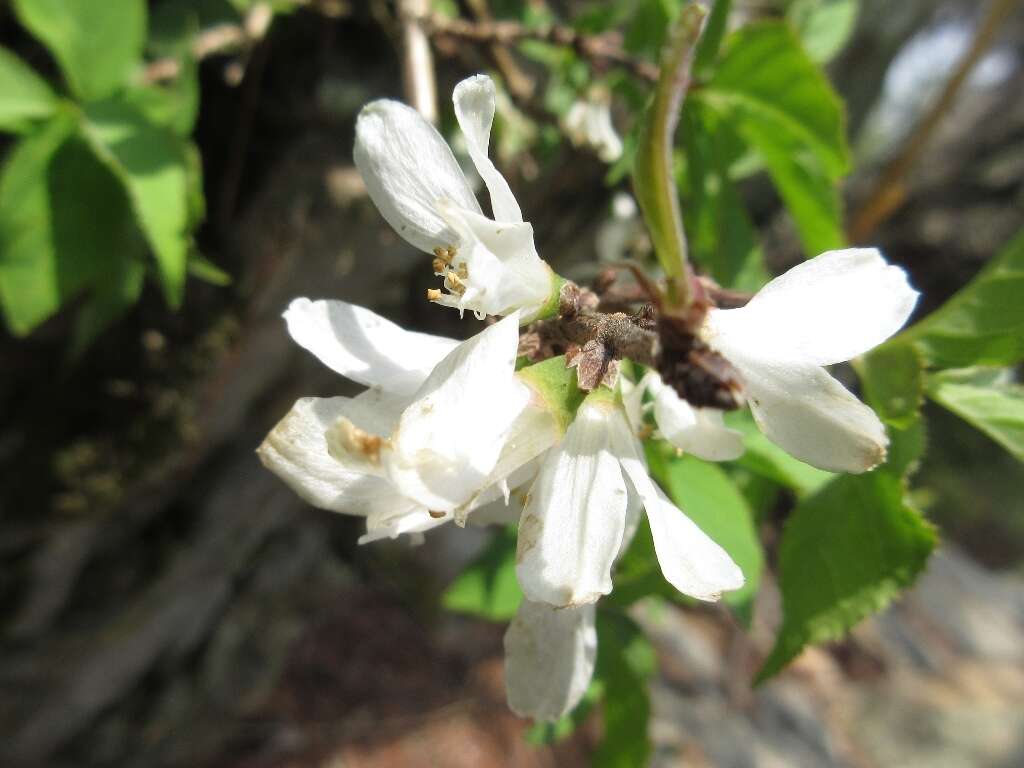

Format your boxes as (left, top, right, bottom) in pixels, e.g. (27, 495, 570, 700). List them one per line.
(854, 342, 924, 428)
(724, 411, 833, 495)
(787, 0, 859, 64)
(693, 0, 733, 73)
(442, 527, 522, 621)
(925, 368, 1024, 464)
(81, 99, 191, 307)
(623, 0, 678, 60)
(679, 101, 770, 291)
(0, 114, 142, 335)
(0, 47, 58, 133)
(756, 471, 935, 682)
(593, 611, 654, 768)
(633, 3, 708, 298)
(12, 0, 147, 102)
(696, 22, 850, 255)
(701, 22, 849, 174)
(646, 442, 763, 622)
(902, 229, 1024, 368)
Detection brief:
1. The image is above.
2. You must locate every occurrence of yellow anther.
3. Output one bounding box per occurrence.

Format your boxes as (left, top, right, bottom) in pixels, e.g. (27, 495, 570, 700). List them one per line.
(431, 257, 447, 274)
(446, 272, 467, 295)
(426, 288, 443, 301)
(455, 263, 469, 280)
(432, 246, 452, 265)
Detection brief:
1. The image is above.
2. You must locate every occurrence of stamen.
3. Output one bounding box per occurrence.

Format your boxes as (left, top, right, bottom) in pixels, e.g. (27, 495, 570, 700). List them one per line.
(431, 257, 447, 274)
(428, 510, 446, 519)
(326, 418, 386, 466)
(446, 272, 467, 295)
(426, 288, 443, 301)
(432, 246, 452, 265)
(455, 263, 469, 280)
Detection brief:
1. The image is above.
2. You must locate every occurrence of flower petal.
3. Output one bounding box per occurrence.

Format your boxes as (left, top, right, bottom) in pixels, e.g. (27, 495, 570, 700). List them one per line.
(733, 351, 887, 472)
(433, 200, 552, 318)
(257, 396, 409, 517)
(650, 379, 744, 461)
(705, 248, 918, 367)
(516, 397, 629, 607)
(612, 425, 745, 601)
(504, 600, 597, 721)
(354, 99, 481, 253)
(284, 298, 458, 396)
(452, 75, 523, 224)
(384, 313, 530, 511)
(359, 507, 450, 544)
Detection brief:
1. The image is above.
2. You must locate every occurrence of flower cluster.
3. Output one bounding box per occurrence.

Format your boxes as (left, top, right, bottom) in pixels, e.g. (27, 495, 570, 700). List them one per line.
(260, 75, 919, 722)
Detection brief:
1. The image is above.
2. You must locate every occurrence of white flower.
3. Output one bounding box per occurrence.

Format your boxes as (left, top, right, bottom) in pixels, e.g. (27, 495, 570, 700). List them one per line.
(354, 74, 555, 320)
(258, 298, 558, 542)
(562, 92, 624, 163)
(702, 248, 919, 472)
(620, 371, 745, 462)
(504, 600, 597, 721)
(515, 391, 744, 608)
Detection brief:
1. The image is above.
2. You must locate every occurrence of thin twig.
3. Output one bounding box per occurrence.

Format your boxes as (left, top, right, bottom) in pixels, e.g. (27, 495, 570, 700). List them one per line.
(142, 2, 275, 84)
(422, 14, 659, 82)
(399, 0, 439, 122)
(848, 0, 1020, 241)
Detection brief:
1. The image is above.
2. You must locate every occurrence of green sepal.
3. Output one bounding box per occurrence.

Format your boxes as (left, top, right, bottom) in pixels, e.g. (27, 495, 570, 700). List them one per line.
(524, 267, 568, 323)
(516, 355, 586, 432)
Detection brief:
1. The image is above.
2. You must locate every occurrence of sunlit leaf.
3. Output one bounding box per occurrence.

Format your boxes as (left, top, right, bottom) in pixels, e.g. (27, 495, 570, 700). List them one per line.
(902, 229, 1024, 368)
(696, 22, 849, 255)
(0, 114, 142, 335)
(0, 47, 59, 134)
(81, 100, 191, 307)
(12, 0, 146, 101)
(787, 0, 859, 64)
(756, 471, 935, 682)
(925, 368, 1024, 464)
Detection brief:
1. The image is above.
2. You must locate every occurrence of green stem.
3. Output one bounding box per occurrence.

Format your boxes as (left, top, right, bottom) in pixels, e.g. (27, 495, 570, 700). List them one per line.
(632, 2, 708, 310)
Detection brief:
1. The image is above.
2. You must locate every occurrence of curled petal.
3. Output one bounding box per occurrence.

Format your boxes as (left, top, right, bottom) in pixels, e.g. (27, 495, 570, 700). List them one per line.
(385, 313, 530, 511)
(354, 99, 481, 253)
(258, 396, 408, 518)
(504, 600, 597, 721)
(453, 75, 523, 223)
(706, 248, 919, 367)
(729, 354, 889, 473)
(516, 397, 628, 607)
(284, 298, 457, 396)
(611, 423, 745, 601)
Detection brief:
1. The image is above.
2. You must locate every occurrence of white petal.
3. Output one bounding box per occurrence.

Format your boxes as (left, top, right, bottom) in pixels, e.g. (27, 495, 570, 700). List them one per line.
(504, 601, 597, 721)
(258, 396, 409, 517)
(611, 423, 745, 601)
(459, 404, 561, 524)
(516, 398, 629, 607)
(452, 75, 523, 224)
(650, 379, 744, 461)
(354, 99, 481, 253)
(705, 248, 919, 366)
(618, 371, 649, 436)
(433, 201, 552, 318)
(384, 313, 530, 511)
(729, 354, 888, 473)
(283, 298, 458, 396)
(359, 507, 450, 544)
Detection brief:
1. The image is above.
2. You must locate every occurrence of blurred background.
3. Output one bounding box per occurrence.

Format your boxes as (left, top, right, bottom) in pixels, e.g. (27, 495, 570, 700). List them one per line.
(1, 0, 1022, 766)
